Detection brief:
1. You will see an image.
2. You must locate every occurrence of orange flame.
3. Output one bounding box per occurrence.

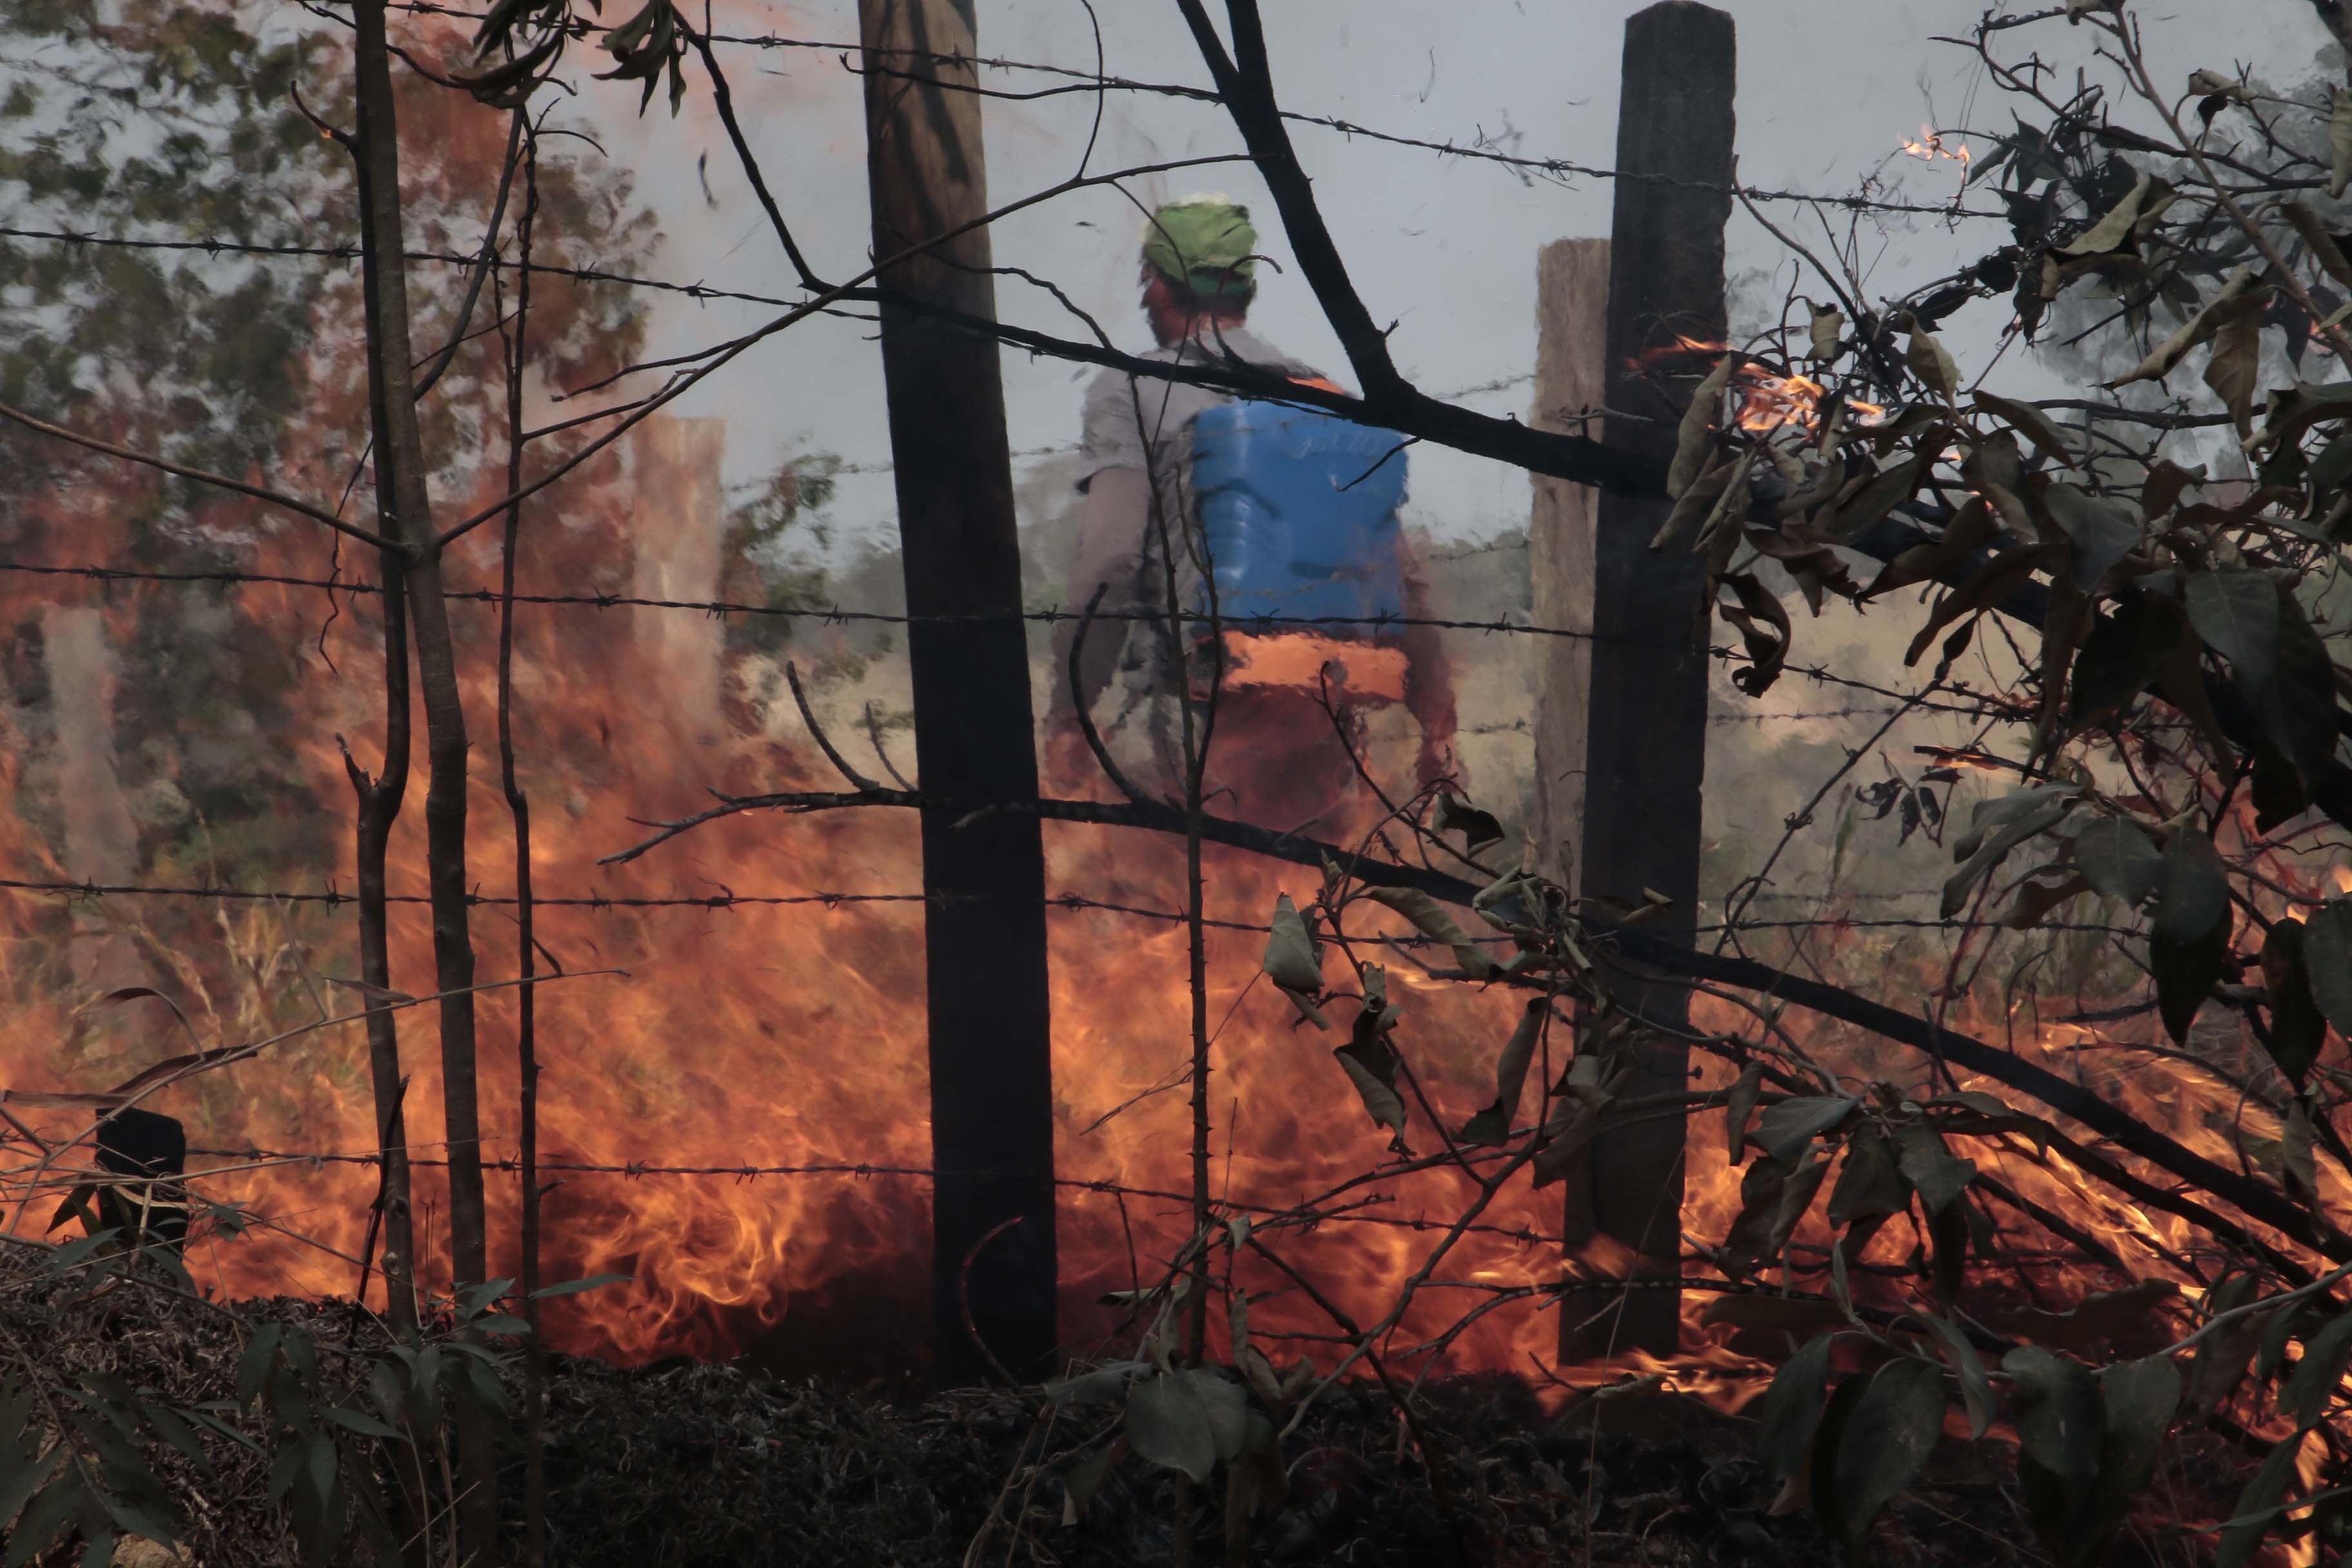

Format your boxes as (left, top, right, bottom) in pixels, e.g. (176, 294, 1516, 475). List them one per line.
(1901, 123, 1974, 167)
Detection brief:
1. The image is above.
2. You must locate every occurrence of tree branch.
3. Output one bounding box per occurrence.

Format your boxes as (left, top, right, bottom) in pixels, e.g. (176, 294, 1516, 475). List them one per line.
(598, 781, 2349, 1262)
(0, 400, 395, 551)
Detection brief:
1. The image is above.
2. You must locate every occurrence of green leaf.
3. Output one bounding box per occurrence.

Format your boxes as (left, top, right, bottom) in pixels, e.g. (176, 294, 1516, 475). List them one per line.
(1366, 887, 1496, 982)
(0, 1440, 61, 1537)
(322, 1406, 404, 1440)
(235, 1324, 282, 1406)
(2304, 899, 2352, 1035)
(2260, 921, 2326, 1085)
(2219, 1441, 2301, 1568)
(1062, 1437, 1125, 1525)
(1807, 1372, 1872, 1544)
(2040, 484, 2141, 589)
(1826, 1127, 1909, 1228)
(1724, 1062, 1765, 1164)
(1456, 997, 1544, 1145)
(1943, 792, 2075, 919)
(2072, 817, 2162, 907)
(1917, 1316, 1994, 1439)
(1894, 1123, 1977, 1213)
(2152, 919, 2230, 1045)
(2285, 1309, 2352, 1431)
(1755, 1332, 1836, 1484)
(306, 1429, 337, 1511)
(529, 1271, 632, 1299)
(93, 1488, 178, 1555)
(456, 1278, 514, 1317)
(2070, 595, 2180, 724)
(1752, 1095, 1860, 1165)
(4, 1471, 81, 1568)
(2092, 1356, 2180, 1529)
(2004, 1346, 2102, 1487)
(1046, 1361, 1150, 1407)
(2152, 828, 2230, 946)
(2186, 570, 2281, 691)
(2250, 587, 2341, 792)
(1766, 1154, 1834, 1264)
(1124, 1371, 1243, 1484)
(2150, 829, 2230, 1044)
(137, 1401, 213, 1478)
(1830, 1358, 1948, 1553)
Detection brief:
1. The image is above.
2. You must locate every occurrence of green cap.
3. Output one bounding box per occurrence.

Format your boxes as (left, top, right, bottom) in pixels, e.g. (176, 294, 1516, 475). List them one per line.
(1141, 195, 1258, 298)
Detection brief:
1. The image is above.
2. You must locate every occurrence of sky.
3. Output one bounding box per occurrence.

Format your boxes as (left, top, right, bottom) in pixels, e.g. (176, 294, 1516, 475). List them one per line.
(557, 0, 2337, 572)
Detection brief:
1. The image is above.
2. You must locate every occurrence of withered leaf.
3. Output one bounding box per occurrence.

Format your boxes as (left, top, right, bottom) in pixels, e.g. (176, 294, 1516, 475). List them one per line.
(1456, 997, 1545, 1146)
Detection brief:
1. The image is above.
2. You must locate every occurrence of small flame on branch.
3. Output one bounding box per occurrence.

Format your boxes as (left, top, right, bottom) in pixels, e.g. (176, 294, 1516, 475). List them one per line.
(1632, 337, 1886, 435)
(1901, 123, 1974, 167)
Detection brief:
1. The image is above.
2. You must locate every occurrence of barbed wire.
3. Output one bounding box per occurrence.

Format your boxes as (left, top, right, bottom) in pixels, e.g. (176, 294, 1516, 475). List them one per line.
(0, 224, 802, 311)
(166, 1143, 1585, 1251)
(353, 1, 2006, 222)
(0, 873, 2132, 943)
(0, 560, 2037, 725)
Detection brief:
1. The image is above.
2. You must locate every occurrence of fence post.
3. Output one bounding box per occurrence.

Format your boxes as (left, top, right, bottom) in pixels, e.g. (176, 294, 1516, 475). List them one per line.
(1564, 0, 1736, 1360)
(858, 0, 1059, 1381)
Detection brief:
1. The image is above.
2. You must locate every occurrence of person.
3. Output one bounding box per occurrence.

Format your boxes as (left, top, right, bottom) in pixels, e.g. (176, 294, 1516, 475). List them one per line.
(1050, 195, 1456, 816)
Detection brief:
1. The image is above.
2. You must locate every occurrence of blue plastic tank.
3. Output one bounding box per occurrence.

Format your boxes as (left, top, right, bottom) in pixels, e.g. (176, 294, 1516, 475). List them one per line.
(1189, 400, 1409, 627)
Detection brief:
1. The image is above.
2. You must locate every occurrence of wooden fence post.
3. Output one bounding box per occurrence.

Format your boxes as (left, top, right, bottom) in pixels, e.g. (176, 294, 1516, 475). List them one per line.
(1563, 0, 1736, 1360)
(859, 0, 1059, 1381)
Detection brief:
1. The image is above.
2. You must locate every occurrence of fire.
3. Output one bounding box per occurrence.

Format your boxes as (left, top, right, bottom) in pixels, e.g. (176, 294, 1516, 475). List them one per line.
(1728, 364, 1886, 435)
(1638, 336, 1885, 436)
(1901, 122, 1974, 167)
(8, 32, 2352, 1533)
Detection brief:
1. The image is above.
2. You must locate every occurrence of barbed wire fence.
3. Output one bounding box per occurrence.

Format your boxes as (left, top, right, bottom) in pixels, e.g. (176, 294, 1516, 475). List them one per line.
(0, 0, 2133, 1426)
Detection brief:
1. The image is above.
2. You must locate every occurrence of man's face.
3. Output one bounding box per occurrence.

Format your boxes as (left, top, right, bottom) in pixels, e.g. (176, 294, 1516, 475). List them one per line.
(1140, 269, 1242, 348)
(1141, 271, 1187, 348)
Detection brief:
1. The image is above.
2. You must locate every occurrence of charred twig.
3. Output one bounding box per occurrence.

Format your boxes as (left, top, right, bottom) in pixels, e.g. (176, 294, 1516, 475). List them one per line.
(785, 661, 881, 792)
(957, 1215, 1026, 1386)
(861, 701, 914, 791)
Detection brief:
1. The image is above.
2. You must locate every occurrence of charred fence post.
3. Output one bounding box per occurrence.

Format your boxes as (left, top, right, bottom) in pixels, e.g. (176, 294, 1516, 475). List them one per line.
(1563, 0, 1736, 1361)
(94, 1108, 189, 1249)
(857, 0, 1059, 1381)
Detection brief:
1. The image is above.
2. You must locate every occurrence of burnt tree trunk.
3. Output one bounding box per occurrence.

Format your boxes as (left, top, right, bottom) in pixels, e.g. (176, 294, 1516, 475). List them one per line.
(1563, 0, 1736, 1361)
(858, 0, 1058, 1382)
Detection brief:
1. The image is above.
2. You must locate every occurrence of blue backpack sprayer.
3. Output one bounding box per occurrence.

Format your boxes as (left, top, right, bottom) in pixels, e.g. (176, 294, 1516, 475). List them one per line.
(1186, 397, 1413, 703)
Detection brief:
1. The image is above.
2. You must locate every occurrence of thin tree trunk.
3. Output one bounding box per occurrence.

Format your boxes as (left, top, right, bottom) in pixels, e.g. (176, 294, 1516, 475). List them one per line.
(347, 115, 419, 1349)
(498, 118, 548, 1568)
(350, 0, 495, 1553)
(857, 0, 1058, 1383)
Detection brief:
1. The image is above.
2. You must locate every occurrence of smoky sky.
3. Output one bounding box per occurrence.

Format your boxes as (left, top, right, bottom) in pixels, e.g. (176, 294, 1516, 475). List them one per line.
(589, 0, 2333, 567)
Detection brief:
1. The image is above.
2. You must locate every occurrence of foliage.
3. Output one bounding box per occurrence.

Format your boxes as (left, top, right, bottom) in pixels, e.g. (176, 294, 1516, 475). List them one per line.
(719, 455, 843, 660)
(0, 1230, 587, 1565)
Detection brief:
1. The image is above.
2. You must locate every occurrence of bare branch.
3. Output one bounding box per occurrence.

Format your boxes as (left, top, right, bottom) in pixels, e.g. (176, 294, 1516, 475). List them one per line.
(0, 400, 395, 551)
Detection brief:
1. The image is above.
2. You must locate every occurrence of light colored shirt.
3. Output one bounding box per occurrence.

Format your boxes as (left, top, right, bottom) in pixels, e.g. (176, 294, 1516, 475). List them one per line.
(1075, 324, 1322, 495)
